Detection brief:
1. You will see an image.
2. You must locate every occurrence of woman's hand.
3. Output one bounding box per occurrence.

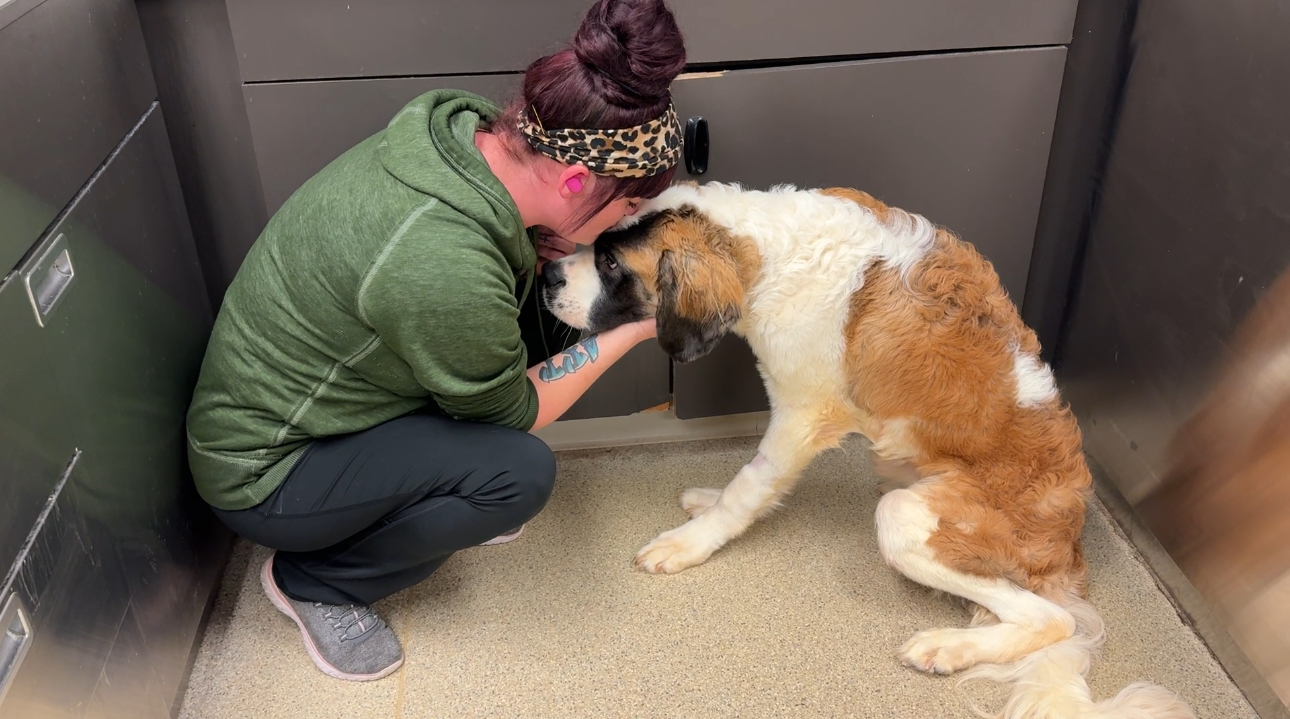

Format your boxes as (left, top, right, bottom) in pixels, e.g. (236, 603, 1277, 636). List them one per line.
(535, 227, 577, 274)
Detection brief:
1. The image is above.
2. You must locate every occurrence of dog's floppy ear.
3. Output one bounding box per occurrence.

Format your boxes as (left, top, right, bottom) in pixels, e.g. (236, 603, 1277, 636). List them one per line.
(655, 248, 741, 364)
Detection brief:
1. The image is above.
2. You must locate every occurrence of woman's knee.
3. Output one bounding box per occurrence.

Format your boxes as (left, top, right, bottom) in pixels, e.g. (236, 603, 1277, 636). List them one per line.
(492, 430, 557, 512)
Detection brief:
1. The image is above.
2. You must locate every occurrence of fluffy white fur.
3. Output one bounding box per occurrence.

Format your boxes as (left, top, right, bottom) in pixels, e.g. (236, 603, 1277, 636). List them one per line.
(544, 249, 602, 329)
(958, 599, 1198, 719)
(1013, 348, 1060, 408)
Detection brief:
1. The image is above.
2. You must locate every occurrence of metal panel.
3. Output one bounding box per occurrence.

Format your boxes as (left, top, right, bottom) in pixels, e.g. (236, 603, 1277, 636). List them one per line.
(1, 106, 228, 719)
(669, 48, 1067, 418)
(0, 277, 76, 592)
(0, 453, 124, 719)
(1057, 0, 1290, 712)
(683, 0, 1077, 67)
(222, 0, 1076, 83)
(1058, 2, 1290, 501)
(86, 605, 173, 719)
(0, 0, 156, 274)
(40, 107, 225, 718)
(74, 107, 212, 326)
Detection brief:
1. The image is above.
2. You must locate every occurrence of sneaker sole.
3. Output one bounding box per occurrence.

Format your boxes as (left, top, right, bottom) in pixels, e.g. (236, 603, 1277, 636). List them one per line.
(260, 554, 404, 682)
(478, 524, 524, 546)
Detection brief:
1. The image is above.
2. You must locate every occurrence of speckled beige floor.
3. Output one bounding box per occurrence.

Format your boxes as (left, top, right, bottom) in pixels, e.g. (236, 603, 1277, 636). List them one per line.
(179, 437, 1256, 719)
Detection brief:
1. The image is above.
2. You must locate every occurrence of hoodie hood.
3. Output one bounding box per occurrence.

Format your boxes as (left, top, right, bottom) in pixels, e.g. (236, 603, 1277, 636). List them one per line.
(379, 90, 535, 276)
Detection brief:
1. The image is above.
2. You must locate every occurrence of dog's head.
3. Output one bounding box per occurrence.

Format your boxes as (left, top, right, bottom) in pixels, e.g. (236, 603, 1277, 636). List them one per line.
(541, 205, 750, 364)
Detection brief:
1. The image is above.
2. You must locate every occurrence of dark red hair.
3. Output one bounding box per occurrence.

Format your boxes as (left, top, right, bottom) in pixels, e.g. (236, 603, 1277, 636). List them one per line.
(496, 0, 687, 228)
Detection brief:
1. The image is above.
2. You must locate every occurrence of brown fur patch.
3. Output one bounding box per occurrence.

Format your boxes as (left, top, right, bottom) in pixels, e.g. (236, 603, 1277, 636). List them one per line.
(843, 226, 1090, 600)
(615, 211, 762, 323)
(616, 243, 663, 303)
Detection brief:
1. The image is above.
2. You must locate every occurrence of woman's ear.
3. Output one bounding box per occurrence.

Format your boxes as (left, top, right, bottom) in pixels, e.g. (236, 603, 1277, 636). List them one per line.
(654, 249, 741, 364)
(557, 164, 591, 200)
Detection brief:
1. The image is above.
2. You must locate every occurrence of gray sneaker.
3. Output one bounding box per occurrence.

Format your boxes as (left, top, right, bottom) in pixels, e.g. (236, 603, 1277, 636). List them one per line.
(260, 553, 403, 681)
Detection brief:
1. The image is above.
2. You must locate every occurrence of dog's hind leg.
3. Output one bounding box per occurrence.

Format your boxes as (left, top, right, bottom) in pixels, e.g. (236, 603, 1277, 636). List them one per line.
(875, 485, 1075, 674)
(633, 404, 843, 574)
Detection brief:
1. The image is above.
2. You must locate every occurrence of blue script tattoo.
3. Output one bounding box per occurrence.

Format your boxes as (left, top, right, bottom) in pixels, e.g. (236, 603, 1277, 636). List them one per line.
(538, 336, 601, 383)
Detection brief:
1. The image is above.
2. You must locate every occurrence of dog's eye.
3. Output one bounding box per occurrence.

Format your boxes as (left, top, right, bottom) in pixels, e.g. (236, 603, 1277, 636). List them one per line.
(600, 254, 619, 272)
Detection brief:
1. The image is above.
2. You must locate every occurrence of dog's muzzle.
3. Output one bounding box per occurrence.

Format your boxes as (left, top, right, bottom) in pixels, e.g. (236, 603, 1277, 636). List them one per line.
(541, 261, 567, 291)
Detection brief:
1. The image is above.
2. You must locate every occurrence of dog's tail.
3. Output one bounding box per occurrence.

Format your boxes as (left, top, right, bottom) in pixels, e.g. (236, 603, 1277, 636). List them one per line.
(958, 597, 1196, 719)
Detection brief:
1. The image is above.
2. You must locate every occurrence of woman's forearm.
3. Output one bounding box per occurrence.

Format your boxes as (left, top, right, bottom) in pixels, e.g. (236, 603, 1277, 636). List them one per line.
(527, 322, 651, 432)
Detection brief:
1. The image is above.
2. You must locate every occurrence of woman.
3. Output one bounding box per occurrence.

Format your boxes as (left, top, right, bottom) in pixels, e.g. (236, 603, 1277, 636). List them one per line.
(185, 0, 686, 681)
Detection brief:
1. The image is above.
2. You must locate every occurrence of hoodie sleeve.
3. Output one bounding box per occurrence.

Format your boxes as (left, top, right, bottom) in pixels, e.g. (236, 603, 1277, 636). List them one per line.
(358, 209, 539, 431)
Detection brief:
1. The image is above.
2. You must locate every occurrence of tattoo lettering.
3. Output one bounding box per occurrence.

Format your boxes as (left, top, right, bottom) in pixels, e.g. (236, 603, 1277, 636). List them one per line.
(538, 336, 601, 383)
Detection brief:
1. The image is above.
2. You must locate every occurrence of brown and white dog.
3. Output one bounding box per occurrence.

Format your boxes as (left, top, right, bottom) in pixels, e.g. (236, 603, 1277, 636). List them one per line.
(541, 182, 1195, 719)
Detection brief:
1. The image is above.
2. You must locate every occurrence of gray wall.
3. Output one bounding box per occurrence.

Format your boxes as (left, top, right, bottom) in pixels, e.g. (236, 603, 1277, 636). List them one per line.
(1056, 0, 1290, 712)
(1058, 0, 1290, 502)
(135, 0, 269, 307)
(1021, 0, 1137, 362)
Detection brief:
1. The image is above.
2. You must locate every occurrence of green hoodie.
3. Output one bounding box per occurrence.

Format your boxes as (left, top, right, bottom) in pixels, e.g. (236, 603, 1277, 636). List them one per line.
(186, 90, 540, 510)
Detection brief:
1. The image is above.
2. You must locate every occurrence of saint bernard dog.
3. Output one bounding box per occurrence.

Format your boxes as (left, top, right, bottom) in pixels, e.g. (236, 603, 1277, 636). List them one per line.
(541, 181, 1195, 719)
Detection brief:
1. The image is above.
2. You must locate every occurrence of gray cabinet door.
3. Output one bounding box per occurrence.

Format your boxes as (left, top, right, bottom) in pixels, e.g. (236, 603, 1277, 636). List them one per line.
(559, 339, 671, 421)
(667, 48, 1067, 418)
(245, 76, 520, 215)
(223, 0, 1076, 83)
(0, 107, 218, 719)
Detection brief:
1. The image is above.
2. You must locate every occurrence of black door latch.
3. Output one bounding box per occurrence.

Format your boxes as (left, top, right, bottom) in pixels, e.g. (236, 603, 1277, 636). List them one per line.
(684, 117, 709, 175)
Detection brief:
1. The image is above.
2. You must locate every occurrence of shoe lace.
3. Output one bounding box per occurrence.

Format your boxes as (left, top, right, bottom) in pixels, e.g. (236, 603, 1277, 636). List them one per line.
(315, 603, 386, 642)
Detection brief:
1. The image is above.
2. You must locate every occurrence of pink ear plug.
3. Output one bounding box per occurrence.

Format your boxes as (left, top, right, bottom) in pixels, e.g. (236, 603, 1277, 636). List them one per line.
(566, 176, 583, 193)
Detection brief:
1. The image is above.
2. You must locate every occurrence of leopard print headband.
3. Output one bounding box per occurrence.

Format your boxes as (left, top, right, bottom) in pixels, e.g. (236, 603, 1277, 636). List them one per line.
(518, 104, 683, 178)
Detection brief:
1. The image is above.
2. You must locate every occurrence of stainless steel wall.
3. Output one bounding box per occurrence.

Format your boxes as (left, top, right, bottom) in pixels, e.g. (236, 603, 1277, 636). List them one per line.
(1, 0, 231, 715)
(1055, 0, 1290, 711)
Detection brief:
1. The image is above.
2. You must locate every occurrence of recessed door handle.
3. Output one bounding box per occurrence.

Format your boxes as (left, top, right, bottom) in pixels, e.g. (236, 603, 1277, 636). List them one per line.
(22, 232, 75, 327)
(0, 592, 34, 706)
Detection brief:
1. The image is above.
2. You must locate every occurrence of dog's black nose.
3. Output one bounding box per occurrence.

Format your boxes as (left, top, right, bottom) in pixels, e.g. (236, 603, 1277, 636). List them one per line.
(543, 261, 566, 289)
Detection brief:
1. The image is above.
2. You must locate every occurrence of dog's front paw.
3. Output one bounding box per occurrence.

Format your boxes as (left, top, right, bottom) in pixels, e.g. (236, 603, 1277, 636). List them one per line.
(898, 628, 981, 675)
(679, 487, 722, 518)
(633, 526, 715, 574)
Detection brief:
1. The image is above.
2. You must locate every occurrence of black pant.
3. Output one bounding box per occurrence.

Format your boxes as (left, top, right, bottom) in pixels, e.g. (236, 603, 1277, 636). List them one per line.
(212, 413, 557, 606)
